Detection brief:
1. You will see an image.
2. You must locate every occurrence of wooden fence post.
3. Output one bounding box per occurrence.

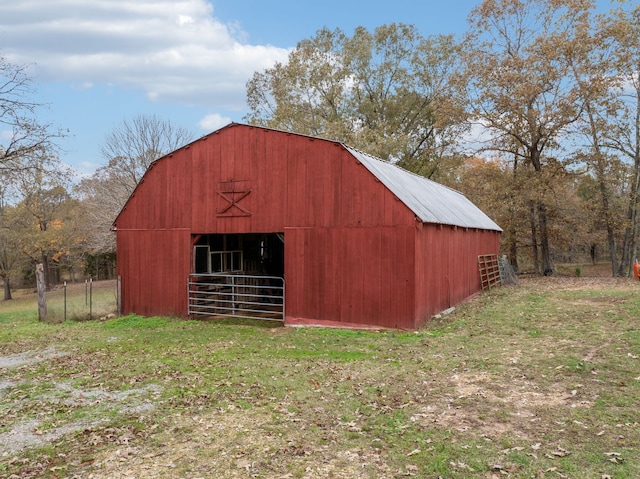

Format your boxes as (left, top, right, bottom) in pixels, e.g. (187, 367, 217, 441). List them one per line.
(36, 263, 47, 322)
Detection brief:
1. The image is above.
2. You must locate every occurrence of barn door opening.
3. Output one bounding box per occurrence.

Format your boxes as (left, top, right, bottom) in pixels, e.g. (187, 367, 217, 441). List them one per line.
(188, 233, 285, 321)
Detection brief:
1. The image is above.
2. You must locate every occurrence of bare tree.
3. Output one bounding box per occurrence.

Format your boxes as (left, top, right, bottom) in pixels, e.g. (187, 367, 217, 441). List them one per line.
(78, 114, 194, 255)
(100, 114, 194, 194)
(76, 173, 135, 255)
(0, 55, 65, 175)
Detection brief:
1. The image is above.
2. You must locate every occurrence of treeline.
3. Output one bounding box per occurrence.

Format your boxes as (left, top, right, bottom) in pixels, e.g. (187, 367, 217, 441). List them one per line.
(2, 0, 639, 301)
(0, 167, 117, 299)
(0, 112, 192, 300)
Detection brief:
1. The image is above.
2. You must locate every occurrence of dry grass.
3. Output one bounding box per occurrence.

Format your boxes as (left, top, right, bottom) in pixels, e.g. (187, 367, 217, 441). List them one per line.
(1, 275, 639, 478)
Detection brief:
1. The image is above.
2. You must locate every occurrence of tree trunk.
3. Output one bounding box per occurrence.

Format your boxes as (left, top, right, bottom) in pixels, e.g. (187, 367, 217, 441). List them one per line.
(41, 254, 51, 291)
(528, 147, 550, 275)
(598, 179, 619, 277)
(617, 163, 639, 277)
(629, 81, 640, 275)
(618, 225, 632, 277)
(586, 105, 618, 276)
(2, 277, 11, 301)
(538, 201, 553, 274)
(36, 263, 47, 322)
(508, 224, 519, 273)
(617, 89, 640, 276)
(508, 154, 520, 272)
(529, 201, 540, 274)
(628, 187, 640, 273)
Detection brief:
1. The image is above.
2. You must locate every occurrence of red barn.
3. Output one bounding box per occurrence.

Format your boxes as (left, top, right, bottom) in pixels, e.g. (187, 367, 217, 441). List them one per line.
(114, 123, 501, 329)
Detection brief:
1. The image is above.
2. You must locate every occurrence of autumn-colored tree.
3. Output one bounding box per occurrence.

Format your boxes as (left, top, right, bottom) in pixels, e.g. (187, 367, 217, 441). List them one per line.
(0, 177, 26, 300)
(245, 24, 467, 178)
(598, 5, 640, 276)
(562, 1, 640, 276)
(452, 155, 526, 270)
(573, 166, 628, 265)
(461, 0, 595, 274)
(13, 167, 79, 289)
(0, 215, 23, 300)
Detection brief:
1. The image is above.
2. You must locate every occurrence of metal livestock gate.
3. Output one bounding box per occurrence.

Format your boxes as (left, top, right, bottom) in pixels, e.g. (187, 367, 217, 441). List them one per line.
(188, 273, 284, 321)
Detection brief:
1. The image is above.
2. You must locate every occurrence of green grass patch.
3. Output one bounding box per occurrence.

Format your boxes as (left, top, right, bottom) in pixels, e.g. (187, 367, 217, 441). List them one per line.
(101, 314, 172, 329)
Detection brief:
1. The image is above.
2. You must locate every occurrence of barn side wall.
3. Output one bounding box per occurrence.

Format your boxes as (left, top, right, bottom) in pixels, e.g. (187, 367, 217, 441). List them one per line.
(413, 224, 501, 328)
(284, 226, 416, 330)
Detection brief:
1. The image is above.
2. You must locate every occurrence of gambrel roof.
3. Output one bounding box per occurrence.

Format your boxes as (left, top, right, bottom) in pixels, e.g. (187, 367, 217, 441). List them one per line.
(114, 122, 501, 233)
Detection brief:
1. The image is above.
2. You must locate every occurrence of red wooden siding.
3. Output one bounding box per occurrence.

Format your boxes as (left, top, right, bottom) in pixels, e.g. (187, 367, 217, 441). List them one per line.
(413, 225, 501, 327)
(115, 124, 501, 328)
(116, 127, 414, 233)
(285, 226, 416, 329)
(117, 229, 191, 317)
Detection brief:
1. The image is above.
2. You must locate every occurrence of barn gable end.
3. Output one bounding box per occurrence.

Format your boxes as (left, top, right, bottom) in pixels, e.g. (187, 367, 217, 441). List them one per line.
(115, 123, 501, 329)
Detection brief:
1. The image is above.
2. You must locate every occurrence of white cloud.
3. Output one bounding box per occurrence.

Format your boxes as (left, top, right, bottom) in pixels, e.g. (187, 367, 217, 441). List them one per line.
(198, 113, 231, 131)
(0, 0, 290, 110)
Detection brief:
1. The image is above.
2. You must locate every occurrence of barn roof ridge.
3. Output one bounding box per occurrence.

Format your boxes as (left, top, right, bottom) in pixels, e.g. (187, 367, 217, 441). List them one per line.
(220, 121, 340, 143)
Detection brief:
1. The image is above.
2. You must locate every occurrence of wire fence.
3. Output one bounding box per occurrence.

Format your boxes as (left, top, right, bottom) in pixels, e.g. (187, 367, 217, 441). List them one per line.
(499, 255, 519, 286)
(44, 279, 118, 322)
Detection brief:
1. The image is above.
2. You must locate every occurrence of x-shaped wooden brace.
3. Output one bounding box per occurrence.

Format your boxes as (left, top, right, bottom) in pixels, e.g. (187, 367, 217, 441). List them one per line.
(216, 189, 252, 216)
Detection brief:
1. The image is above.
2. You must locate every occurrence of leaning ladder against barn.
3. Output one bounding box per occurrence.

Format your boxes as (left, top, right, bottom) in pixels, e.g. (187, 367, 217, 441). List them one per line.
(478, 254, 501, 290)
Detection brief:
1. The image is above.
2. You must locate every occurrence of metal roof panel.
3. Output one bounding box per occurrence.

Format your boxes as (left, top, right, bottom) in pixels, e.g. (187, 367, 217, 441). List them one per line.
(346, 146, 502, 232)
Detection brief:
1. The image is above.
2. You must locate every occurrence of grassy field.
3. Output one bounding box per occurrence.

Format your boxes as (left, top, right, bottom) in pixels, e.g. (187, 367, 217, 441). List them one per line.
(0, 276, 639, 478)
(2, 279, 118, 323)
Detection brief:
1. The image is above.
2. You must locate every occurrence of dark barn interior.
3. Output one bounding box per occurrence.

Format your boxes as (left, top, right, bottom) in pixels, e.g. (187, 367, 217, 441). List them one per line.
(192, 233, 284, 277)
(190, 233, 285, 320)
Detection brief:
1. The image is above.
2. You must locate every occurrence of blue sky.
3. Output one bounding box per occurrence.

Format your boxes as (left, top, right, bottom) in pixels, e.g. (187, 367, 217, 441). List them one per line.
(0, 0, 611, 176)
(0, 0, 482, 176)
